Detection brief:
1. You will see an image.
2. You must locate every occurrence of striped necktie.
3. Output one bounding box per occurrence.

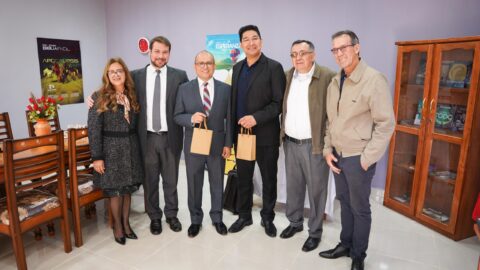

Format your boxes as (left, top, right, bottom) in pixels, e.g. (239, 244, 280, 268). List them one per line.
(203, 82, 211, 117)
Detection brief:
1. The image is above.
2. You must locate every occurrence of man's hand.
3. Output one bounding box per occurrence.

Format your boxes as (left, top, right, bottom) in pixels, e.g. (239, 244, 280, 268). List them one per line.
(361, 160, 369, 171)
(238, 115, 257, 129)
(87, 95, 94, 108)
(222, 147, 231, 159)
(191, 112, 207, 124)
(93, 160, 105, 174)
(325, 153, 341, 174)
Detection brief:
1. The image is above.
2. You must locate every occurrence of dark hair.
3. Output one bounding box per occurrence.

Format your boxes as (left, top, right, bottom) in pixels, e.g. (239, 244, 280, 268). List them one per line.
(291, 40, 315, 51)
(239, 25, 261, 40)
(149, 36, 171, 51)
(331, 30, 360, 45)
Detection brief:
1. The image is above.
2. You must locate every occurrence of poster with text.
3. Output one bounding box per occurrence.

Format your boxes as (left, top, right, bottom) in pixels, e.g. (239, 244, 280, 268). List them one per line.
(37, 37, 84, 105)
(206, 34, 245, 85)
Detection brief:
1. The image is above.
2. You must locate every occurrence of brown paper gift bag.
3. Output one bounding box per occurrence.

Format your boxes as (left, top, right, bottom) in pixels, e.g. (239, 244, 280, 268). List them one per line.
(190, 120, 212, 155)
(236, 127, 256, 161)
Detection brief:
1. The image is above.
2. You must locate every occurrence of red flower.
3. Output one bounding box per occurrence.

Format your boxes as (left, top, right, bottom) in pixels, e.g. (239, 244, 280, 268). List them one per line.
(33, 103, 39, 110)
(27, 105, 33, 111)
(29, 97, 34, 103)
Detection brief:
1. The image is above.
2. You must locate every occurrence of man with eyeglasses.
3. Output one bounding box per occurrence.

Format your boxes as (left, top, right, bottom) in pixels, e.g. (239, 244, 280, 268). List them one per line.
(279, 40, 335, 252)
(319, 30, 395, 270)
(228, 25, 286, 237)
(173, 50, 232, 237)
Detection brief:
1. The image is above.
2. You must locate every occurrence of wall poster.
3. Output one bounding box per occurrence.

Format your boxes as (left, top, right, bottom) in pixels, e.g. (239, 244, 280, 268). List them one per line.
(36, 37, 84, 105)
(206, 34, 245, 85)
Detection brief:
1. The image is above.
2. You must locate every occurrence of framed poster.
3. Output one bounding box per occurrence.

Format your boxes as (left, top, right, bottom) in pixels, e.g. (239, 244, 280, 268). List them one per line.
(36, 38, 84, 105)
(206, 34, 245, 85)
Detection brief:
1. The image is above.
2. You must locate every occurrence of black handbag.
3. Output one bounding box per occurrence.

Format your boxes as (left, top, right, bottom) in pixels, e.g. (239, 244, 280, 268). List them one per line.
(223, 167, 239, 214)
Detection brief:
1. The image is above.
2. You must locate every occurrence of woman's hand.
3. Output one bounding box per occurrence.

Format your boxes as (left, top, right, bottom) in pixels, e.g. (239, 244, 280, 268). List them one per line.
(93, 160, 105, 174)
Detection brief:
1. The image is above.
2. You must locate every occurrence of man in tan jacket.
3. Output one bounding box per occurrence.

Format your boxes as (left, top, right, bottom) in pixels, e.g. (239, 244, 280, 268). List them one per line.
(279, 40, 335, 252)
(318, 30, 395, 270)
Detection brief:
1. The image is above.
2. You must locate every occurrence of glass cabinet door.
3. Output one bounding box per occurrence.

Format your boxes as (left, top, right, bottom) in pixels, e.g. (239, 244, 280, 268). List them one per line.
(396, 47, 432, 130)
(429, 44, 476, 140)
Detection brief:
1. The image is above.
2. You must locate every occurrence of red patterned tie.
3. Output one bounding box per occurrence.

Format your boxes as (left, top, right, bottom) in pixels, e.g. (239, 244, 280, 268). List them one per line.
(203, 82, 211, 117)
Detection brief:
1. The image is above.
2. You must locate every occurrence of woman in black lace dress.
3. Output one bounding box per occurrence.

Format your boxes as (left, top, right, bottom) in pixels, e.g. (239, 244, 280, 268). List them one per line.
(88, 58, 143, 245)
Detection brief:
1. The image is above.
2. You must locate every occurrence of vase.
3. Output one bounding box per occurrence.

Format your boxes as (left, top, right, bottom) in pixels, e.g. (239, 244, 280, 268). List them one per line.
(34, 118, 52, 136)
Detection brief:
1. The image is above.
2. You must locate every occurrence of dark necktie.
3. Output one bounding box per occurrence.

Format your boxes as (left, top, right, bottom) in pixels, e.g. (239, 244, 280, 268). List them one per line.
(203, 82, 211, 117)
(153, 70, 161, 131)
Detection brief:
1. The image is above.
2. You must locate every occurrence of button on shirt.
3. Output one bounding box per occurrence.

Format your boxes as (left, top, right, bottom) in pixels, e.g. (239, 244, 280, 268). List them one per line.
(285, 64, 315, 139)
(146, 64, 168, 132)
(198, 77, 215, 107)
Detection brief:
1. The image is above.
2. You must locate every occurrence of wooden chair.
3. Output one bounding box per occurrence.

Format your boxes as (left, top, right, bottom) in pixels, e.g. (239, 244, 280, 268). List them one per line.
(0, 132, 72, 270)
(68, 127, 109, 247)
(25, 110, 61, 137)
(0, 112, 13, 199)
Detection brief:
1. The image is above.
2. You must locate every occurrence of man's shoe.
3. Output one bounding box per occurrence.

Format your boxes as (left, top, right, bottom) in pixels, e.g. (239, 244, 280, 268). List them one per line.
(302, 237, 320, 252)
(228, 218, 253, 233)
(213, 222, 228, 235)
(260, 220, 277, 237)
(280, 225, 303, 239)
(351, 258, 364, 270)
(187, 224, 201, 238)
(319, 243, 350, 259)
(166, 217, 182, 232)
(150, 219, 162, 235)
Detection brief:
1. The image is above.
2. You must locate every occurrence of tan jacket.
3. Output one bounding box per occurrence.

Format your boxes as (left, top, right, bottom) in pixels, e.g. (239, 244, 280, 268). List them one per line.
(280, 63, 336, 154)
(323, 60, 395, 167)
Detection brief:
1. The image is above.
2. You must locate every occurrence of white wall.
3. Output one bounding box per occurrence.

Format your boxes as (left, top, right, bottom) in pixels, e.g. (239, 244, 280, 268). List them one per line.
(0, 0, 107, 137)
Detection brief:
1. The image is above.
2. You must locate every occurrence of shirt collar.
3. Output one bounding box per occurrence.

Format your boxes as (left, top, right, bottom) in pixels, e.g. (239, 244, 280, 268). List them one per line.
(197, 77, 214, 88)
(147, 64, 167, 75)
(293, 62, 315, 80)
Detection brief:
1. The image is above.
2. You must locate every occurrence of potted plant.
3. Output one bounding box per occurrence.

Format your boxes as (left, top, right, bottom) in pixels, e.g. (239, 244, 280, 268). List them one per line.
(26, 93, 63, 136)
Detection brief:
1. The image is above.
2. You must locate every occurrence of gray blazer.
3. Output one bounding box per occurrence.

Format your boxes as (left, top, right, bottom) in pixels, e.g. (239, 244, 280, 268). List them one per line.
(131, 65, 188, 159)
(174, 78, 232, 156)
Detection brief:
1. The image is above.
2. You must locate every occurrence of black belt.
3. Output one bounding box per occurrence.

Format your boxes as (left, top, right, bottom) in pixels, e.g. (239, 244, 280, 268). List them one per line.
(103, 130, 136, 137)
(285, 135, 312, 145)
(147, 130, 168, 135)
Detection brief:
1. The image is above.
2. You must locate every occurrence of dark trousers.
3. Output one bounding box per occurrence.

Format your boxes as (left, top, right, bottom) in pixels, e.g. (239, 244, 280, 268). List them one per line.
(236, 144, 279, 221)
(333, 151, 376, 260)
(144, 133, 180, 220)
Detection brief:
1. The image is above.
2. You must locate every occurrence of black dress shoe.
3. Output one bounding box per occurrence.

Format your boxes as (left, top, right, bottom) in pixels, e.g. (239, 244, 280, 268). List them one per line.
(166, 217, 182, 232)
(280, 225, 303, 239)
(260, 220, 277, 237)
(319, 243, 350, 259)
(114, 236, 126, 245)
(213, 222, 228, 235)
(125, 230, 138, 240)
(187, 224, 201, 238)
(351, 258, 364, 270)
(302, 237, 320, 252)
(150, 219, 162, 235)
(228, 218, 253, 233)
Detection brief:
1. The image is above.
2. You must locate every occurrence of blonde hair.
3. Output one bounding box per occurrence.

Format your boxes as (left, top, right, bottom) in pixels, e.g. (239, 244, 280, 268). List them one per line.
(96, 57, 140, 113)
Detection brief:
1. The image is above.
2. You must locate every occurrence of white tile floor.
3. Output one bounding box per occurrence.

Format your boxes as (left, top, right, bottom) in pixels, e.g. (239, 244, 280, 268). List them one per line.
(1, 160, 478, 269)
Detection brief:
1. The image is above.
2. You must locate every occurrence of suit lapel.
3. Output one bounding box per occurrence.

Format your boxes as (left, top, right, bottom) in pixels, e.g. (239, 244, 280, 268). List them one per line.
(192, 79, 204, 112)
(209, 79, 223, 116)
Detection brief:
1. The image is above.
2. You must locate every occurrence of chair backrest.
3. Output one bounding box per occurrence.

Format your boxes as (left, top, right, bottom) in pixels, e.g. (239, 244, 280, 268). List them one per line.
(0, 112, 13, 142)
(68, 128, 92, 182)
(2, 131, 67, 204)
(25, 110, 61, 137)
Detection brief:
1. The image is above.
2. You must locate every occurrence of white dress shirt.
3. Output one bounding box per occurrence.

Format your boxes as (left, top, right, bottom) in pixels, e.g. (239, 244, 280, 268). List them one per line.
(146, 64, 168, 132)
(285, 64, 315, 139)
(197, 77, 215, 106)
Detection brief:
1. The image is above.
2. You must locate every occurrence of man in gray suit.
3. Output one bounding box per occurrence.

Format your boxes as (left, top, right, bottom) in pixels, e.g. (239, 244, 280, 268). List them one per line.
(174, 50, 232, 237)
(131, 36, 188, 235)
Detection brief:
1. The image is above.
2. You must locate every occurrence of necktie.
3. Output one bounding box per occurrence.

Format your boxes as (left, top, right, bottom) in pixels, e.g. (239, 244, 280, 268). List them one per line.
(152, 70, 161, 131)
(203, 82, 211, 117)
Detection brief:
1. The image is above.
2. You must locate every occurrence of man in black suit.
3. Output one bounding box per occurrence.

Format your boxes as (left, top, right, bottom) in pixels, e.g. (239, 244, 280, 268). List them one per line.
(131, 36, 188, 235)
(174, 50, 232, 237)
(228, 25, 286, 237)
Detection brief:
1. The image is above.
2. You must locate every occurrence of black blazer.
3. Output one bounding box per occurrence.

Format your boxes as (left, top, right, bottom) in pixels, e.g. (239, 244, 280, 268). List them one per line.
(131, 65, 189, 158)
(231, 53, 286, 146)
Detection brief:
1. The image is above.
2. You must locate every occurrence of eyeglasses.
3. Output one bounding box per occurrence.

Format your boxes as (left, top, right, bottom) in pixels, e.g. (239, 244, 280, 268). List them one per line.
(108, 69, 125, 75)
(290, 51, 313, 58)
(330, 44, 354, 55)
(195, 62, 214, 67)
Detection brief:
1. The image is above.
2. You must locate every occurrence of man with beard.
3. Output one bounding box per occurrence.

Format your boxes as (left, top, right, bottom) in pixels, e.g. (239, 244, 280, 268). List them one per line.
(131, 36, 188, 235)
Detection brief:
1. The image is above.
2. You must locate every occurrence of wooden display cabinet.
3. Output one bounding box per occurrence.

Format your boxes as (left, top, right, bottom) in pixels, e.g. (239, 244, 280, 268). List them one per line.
(384, 36, 480, 240)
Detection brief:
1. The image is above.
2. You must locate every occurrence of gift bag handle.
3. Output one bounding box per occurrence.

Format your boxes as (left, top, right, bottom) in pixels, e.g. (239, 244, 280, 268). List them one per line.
(194, 118, 209, 130)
